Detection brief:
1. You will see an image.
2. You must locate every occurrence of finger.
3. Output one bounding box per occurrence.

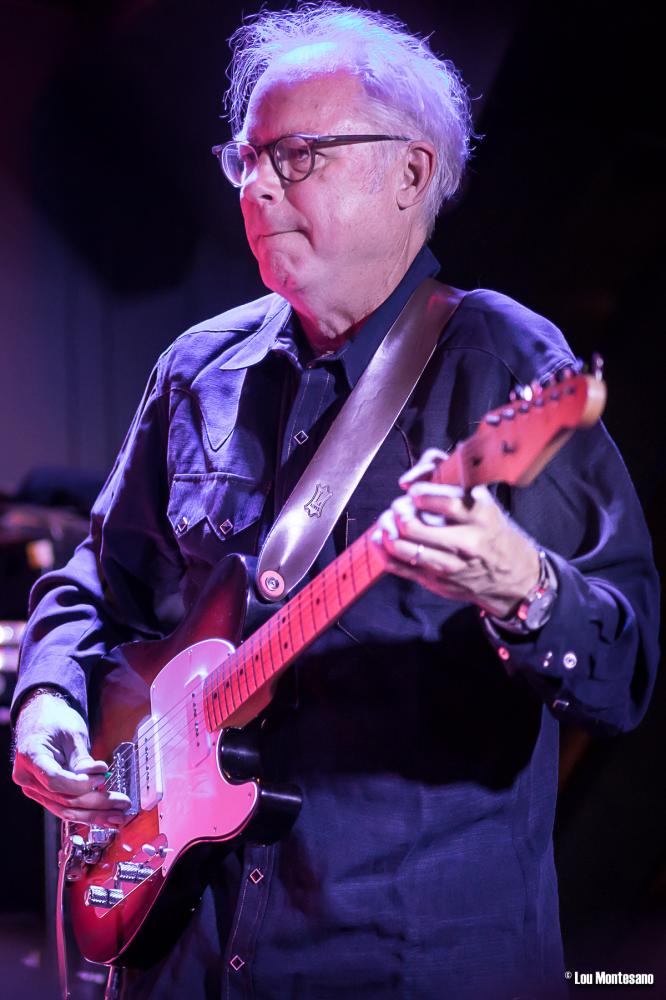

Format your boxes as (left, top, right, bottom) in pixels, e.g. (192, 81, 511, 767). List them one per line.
(399, 448, 450, 488)
(382, 532, 468, 577)
(62, 788, 131, 811)
(19, 750, 109, 797)
(20, 779, 131, 811)
(22, 785, 127, 826)
(70, 753, 108, 774)
(390, 510, 483, 557)
(391, 494, 465, 540)
(380, 552, 472, 601)
(408, 482, 496, 523)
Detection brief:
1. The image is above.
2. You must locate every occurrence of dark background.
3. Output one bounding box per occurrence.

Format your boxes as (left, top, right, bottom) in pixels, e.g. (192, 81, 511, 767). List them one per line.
(0, 0, 663, 994)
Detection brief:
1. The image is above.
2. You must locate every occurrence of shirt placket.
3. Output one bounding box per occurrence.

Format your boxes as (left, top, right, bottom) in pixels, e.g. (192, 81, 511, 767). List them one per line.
(221, 360, 334, 998)
(222, 843, 276, 999)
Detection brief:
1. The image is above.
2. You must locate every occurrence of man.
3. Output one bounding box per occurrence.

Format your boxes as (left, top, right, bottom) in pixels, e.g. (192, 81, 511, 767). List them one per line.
(12, 6, 659, 999)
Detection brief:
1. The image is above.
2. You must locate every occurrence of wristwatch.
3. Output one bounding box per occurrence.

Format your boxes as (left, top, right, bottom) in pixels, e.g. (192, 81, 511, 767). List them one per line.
(489, 549, 558, 635)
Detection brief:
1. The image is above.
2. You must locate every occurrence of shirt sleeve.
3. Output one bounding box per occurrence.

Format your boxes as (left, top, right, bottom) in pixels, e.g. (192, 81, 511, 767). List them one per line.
(11, 358, 185, 725)
(482, 420, 660, 735)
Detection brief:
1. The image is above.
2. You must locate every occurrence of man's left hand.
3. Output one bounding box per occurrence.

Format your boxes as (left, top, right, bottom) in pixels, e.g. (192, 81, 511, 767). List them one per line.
(372, 459, 540, 619)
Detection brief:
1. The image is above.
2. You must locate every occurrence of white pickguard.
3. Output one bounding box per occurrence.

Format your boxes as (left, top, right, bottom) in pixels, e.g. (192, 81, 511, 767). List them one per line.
(142, 638, 260, 875)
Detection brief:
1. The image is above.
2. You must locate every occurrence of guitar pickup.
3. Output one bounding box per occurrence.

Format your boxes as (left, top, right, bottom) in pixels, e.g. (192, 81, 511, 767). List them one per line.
(136, 717, 164, 811)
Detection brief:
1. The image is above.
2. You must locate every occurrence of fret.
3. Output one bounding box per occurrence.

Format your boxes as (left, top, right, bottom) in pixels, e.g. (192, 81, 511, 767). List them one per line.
(320, 571, 331, 620)
(220, 667, 232, 718)
(244, 639, 258, 692)
(277, 613, 292, 662)
(238, 649, 252, 699)
(333, 560, 344, 609)
(289, 592, 309, 648)
(305, 581, 319, 635)
(203, 679, 215, 730)
(247, 637, 263, 689)
(285, 607, 298, 654)
(223, 667, 237, 714)
(266, 615, 281, 674)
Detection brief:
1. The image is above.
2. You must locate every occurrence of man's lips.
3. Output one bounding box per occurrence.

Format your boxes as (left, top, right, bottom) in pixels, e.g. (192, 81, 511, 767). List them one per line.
(256, 229, 298, 238)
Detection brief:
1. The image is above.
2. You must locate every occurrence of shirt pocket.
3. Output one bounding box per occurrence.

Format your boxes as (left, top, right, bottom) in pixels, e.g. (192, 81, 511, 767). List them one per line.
(167, 471, 270, 563)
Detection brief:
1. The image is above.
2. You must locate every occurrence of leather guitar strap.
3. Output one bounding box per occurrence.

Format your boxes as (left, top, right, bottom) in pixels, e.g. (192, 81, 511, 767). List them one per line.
(256, 277, 465, 601)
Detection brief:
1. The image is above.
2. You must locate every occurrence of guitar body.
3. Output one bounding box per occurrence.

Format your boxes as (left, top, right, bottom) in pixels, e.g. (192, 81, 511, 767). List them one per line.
(67, 553, 299, 967)
(61, 368, 606, 968)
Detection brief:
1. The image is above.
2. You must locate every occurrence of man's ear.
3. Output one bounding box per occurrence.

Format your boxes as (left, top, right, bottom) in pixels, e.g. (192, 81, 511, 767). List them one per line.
(396, 141, 436, 210)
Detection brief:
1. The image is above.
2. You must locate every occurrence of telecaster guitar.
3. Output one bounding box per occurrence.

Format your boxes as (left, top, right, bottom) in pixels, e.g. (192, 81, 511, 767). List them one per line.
(63, 365, 606, 967)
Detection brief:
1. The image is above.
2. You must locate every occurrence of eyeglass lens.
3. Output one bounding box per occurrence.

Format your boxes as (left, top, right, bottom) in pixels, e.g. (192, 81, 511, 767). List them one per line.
(223, 136, 314, 185)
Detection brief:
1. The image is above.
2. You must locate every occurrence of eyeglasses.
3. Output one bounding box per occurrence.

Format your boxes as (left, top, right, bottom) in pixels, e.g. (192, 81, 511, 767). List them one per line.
(211, 133, 411, 187)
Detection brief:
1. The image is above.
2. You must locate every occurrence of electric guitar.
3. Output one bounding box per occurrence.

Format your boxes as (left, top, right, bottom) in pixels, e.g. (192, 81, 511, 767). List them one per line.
(62, 364, 606, 967)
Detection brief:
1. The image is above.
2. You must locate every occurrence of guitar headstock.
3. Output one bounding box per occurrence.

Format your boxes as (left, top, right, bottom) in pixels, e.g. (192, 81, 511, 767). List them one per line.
(434, 363, 607, 489)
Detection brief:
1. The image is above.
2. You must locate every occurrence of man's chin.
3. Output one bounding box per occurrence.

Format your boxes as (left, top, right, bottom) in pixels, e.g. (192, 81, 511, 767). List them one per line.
(258, 255, 306, 298)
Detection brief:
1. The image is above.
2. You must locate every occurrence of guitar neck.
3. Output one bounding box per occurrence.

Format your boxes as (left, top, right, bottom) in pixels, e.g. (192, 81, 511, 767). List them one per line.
(202, 369, 606, 733)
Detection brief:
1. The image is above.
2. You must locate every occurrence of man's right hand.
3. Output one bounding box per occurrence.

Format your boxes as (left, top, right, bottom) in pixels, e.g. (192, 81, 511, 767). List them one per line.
(13, 690, 130, 826)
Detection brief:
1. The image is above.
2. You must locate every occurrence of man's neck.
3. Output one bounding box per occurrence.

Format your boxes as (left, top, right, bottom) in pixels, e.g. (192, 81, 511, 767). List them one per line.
(293, 242, 423, 356)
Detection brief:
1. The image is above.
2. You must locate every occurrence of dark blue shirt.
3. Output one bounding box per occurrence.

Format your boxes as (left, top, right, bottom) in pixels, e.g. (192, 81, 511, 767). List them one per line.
(14, 247, 659, 999)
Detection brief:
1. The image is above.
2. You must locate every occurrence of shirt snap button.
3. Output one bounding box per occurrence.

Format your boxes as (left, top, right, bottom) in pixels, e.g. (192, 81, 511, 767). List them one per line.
(230, 954, 245, 971)
(219, 519, 233, 536)
(563, 651, 577, 670)
(175, 516, 189, 535)
(249, 868, 264, 884)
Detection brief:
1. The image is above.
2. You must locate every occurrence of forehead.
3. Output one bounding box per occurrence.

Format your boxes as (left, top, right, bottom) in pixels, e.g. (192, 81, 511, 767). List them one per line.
(243, 65, 372, 141)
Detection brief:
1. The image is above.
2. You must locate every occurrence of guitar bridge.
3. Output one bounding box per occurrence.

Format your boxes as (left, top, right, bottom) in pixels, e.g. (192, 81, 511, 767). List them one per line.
(108, 741, 141, 816)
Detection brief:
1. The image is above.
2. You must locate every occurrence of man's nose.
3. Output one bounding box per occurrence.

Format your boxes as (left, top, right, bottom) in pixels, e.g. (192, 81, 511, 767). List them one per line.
(240, 152, 285, 204)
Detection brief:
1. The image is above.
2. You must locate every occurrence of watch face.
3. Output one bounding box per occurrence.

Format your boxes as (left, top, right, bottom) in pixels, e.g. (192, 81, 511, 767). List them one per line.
(524, 588, 557, 631)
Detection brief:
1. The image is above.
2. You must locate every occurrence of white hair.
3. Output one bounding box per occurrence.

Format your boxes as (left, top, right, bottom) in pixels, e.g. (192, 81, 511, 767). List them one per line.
(225, 3, 473, 232)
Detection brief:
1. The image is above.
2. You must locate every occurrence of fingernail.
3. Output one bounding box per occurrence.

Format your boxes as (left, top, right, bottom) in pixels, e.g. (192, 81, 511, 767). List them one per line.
(410, 483, 464, 499)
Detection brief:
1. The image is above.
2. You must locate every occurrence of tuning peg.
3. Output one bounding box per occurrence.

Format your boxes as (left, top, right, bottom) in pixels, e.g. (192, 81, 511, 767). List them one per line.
(555, 366, 573, 382)
(591, 353, 604, 380)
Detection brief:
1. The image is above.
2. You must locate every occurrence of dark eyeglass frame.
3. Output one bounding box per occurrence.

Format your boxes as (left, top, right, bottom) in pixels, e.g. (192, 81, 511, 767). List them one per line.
(211, 132, 411, 187)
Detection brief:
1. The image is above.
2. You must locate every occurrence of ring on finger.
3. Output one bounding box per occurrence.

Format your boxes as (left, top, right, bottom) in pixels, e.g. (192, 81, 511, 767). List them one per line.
(409, 543, 424, 567)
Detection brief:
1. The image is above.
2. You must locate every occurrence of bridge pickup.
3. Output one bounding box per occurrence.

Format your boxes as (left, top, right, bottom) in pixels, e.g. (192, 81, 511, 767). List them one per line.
(136, 716, 164, 811)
